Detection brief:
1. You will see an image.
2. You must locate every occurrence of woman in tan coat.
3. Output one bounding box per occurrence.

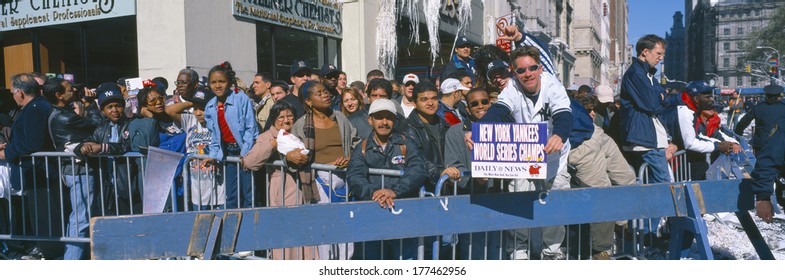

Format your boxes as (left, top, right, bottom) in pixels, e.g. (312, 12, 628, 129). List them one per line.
(242, 101, 317, 260)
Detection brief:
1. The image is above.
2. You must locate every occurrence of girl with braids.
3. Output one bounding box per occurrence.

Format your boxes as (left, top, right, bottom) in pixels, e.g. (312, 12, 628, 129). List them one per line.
(285, 80, 356, 260)
(203, 62, 259, 209)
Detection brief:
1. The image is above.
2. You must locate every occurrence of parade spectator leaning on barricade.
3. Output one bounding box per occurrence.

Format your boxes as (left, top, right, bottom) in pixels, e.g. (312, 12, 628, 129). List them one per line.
(0, 73, 59, 259)
(406, 80, 458, 192)
(202, 62, 259, 210)
(127, 79, 187, 211)
(74, 83, 138, 216)
(286, 80, 356, 260)
(243, 101, 318, 260)
(670, 81, 740, 181)
(165, 86, 223, 211)
(443, 87, 504, 260)
(44, 77, 99, 260)
(347, 98, 427, 260)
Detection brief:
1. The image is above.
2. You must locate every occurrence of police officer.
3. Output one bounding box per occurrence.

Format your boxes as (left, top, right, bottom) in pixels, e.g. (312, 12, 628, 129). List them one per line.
(749, 84, 785, 223)
(734, 84, 785, 154)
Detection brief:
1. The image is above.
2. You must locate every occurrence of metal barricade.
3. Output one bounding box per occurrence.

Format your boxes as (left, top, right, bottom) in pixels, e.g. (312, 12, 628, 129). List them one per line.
(0, 151, 146, 259)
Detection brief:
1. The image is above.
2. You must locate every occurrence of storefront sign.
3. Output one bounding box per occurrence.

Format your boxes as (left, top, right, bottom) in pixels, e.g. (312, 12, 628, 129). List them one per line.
(233, 0, 342, 38)
(1, 0, 135, 31)
(471, 123, 548, 179)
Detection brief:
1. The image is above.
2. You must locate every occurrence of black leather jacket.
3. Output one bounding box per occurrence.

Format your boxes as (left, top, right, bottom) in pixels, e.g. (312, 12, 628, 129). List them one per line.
(73, 117, 131, 158)
(405, 112, 451, 189)
(49, 106, 97, 153)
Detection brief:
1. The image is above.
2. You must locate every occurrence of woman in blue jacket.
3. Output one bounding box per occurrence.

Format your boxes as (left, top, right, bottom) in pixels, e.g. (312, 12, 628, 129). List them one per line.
(204, 62, 259, 209)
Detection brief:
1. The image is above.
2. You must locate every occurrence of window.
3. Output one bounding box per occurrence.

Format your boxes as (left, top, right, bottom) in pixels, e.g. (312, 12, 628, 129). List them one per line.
(754, 10, 759, 16)
(737, 41, 744, 49)
(724, 42, 730, 51)
(724, 28, 730, 35)
(724, 57, 730, 67)
(737, 27, 744, 35)
(752, 26, 759, 32)
(723, 77, 729, 87)
(737, 76, 743, 86)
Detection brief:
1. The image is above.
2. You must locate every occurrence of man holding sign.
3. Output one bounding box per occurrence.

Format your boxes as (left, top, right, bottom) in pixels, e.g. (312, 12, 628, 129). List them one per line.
(478, 24, 574, 260)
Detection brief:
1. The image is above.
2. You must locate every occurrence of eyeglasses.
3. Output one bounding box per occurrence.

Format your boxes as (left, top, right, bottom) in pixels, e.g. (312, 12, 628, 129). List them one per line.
(404, 82, 416, 87)
(514, 64, 540, 74)
(147, 96, 165, 105)
(470, 99, 490, 107)
(293, 72, 310, 78)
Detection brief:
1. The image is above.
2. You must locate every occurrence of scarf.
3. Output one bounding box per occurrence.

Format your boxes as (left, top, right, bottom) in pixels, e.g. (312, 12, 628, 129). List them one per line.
(298, 104, 320, 204)
(681, 93, 720, 137)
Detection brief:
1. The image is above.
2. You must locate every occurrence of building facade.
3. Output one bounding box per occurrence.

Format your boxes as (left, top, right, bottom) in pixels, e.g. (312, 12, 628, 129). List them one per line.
(571, 0, 606, 87)
(665, 11, 687, 82)
(608, 0, 630, 93)
(1, 0, 584, 90)
(686, 0, 785, 89)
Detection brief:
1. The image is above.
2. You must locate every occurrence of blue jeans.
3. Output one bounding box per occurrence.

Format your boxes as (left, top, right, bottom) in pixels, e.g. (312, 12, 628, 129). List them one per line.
(641, 148, 671, 184)
(639, 149, 670, 236)
(224, 143, 252, 209)
(63, 174, 94, 260)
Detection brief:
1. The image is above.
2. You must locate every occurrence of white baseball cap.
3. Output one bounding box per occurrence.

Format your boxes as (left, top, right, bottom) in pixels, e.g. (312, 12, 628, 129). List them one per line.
(440, 78, 471, 95)
(368, 99, 398, 116)
(596, 84, 614, 103)
(402, 73, 420, 84)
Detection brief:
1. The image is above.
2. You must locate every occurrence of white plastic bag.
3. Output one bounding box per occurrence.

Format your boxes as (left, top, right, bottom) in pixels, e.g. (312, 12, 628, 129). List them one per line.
(277, 130, 309, 156)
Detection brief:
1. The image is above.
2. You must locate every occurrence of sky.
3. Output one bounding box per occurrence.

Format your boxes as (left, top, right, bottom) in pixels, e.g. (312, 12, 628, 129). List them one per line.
(628, 1, 685, 47)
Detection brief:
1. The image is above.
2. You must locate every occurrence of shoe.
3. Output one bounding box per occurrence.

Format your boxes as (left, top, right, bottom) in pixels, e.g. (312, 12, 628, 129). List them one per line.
(510, 249, 529, 260)
(592, 250, 612, 260)
(541, 251, 566, 260)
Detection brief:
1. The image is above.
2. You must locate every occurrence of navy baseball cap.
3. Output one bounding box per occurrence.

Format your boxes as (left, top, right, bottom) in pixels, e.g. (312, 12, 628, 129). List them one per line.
(456, 36, 472, 48)
(685, 80, 715, 96)
(486, 59, 511, 80)
(290, 60, 312, 77)
(97, 82, 125, 109)
(320, 64, 340, 77)
(190, 86, 215, 107)
(764, 84, 784, 95)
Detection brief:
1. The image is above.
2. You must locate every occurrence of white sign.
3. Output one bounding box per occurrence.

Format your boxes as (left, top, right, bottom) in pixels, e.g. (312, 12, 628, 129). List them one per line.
(1, 0, 136, 32)
(143, 147, 184, 214)
(471, 123, 548, 179)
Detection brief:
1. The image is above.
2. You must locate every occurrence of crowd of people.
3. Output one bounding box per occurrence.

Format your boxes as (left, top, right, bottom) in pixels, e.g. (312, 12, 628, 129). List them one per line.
(0, 24, 780, 261)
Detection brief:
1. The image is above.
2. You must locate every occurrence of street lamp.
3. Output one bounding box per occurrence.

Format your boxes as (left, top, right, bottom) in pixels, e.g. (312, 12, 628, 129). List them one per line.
(705, 73, 720, 87)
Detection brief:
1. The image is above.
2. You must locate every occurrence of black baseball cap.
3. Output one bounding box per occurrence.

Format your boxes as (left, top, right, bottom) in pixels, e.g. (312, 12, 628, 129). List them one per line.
(320, 64, 340, 77)
(456, 36, 472, 48)
(290, 60, 312, 77)
(764, 84, 784, 95)
(97, 82, 125, 109)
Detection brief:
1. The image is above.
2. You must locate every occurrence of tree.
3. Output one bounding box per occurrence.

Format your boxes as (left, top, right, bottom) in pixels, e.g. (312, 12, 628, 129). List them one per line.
(744, 5, 785, 63)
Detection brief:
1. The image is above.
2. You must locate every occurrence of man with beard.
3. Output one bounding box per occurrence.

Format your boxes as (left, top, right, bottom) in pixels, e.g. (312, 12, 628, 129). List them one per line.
(672, 81, 740, 180)
(347, 99, 427, 260)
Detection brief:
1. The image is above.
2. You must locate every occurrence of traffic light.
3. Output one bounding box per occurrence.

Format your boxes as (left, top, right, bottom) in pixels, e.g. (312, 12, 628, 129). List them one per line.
(745, 64, 751, 73)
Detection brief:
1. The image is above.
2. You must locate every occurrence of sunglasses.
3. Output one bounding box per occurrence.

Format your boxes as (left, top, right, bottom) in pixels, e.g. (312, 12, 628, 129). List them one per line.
(470, 99, 490, 107)
(514, 64, 540, 74)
